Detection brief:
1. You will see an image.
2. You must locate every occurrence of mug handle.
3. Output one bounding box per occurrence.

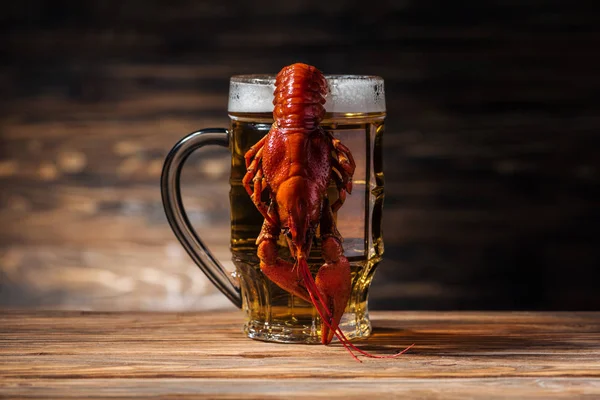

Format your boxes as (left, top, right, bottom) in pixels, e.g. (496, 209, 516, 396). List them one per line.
(160, 128, 242, 308)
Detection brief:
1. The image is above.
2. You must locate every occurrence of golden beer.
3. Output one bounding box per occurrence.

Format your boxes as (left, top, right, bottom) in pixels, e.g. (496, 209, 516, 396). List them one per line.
(229, 106, 385, 343)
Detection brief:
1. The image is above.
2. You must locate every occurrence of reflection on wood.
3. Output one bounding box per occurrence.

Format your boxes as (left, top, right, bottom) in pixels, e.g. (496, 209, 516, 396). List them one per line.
(1, 0, 599, 311)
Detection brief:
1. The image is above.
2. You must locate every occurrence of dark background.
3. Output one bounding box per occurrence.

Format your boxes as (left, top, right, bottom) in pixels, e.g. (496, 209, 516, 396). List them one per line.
(1, 0, 598, 311)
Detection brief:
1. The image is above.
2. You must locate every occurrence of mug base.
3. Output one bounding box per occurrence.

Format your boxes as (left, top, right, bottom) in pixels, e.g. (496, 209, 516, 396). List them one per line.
(243, 312, 372, 344)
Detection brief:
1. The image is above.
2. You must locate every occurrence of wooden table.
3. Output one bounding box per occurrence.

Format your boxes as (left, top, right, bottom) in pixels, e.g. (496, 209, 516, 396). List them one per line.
(1, 311, 599, 399)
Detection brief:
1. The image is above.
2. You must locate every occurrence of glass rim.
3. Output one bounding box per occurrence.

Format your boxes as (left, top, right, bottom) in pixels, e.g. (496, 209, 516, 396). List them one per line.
(230, 74, 384, 85)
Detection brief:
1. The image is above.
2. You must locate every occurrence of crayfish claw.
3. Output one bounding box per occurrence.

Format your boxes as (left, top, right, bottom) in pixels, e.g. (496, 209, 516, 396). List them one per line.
(315, 257, 352, 345)
(258, 241, 312, 304)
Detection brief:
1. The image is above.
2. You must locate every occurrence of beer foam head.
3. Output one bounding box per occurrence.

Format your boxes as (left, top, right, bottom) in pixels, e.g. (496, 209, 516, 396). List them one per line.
(228, 75, 385, 113)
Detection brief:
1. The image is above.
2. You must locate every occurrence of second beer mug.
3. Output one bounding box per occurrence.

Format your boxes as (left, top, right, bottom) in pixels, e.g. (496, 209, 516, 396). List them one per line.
(162, 73, 386, 344)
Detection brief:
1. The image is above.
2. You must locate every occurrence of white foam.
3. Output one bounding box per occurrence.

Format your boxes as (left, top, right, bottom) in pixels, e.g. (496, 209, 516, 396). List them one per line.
(228, 75, 385, 113)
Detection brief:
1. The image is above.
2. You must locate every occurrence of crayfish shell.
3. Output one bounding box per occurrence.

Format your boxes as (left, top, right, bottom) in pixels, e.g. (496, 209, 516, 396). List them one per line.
(273, 63, 328, 129)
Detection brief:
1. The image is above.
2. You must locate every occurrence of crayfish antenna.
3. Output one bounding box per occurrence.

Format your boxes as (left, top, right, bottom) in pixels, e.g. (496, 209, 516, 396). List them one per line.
(297, 256, 415, 362)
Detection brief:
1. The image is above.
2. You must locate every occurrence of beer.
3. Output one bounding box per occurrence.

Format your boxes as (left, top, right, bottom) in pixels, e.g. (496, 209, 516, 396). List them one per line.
(228, 75, 386, 343)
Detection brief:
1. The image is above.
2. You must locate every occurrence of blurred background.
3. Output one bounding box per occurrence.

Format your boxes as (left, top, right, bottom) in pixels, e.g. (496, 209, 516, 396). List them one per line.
(1, 0, 598, 312)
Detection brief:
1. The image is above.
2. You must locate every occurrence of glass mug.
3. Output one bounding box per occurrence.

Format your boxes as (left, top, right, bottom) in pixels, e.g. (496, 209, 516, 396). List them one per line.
(161, 74, 386, 344)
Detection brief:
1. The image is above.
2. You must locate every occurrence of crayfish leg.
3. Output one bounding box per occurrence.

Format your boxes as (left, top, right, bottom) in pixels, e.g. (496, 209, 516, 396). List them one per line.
(243, 147, 275, 226)
(257, 206, 311, 304)
(331, 136, 356, 176)
(329, 134, 355, 214)
(244, 133, 268, 169)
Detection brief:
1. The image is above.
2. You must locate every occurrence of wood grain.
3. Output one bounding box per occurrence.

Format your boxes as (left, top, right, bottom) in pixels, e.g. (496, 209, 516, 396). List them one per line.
(1, 0, 599, 311)
(0, 311, 599, 399)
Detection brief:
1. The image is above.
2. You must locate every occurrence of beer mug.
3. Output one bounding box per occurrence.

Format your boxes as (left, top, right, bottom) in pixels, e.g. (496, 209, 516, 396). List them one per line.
(161, 74, 386, 344)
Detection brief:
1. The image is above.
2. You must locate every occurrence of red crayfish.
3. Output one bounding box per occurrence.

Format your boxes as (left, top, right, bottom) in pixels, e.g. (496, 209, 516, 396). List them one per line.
(243, 63, 412, 361)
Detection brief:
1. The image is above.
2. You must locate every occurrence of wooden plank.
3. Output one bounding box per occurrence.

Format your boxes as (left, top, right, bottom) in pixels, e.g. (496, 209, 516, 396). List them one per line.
(0, 311, 599, 398)
(0, 378, 599, 399)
